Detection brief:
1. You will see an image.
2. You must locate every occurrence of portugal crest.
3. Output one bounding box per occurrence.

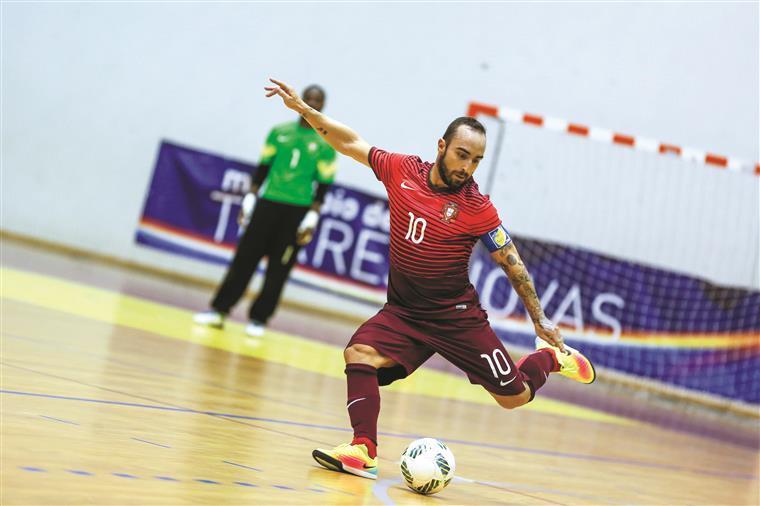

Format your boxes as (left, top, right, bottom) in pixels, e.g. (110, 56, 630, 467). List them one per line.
(441, 202, 459, 223)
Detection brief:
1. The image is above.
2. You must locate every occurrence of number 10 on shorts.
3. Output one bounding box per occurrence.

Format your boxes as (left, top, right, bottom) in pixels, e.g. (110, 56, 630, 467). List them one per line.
(481, 349, 515, 386)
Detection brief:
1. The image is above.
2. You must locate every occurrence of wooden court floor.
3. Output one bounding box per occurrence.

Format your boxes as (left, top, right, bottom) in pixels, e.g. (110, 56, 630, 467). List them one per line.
(1, 241, 758, 505)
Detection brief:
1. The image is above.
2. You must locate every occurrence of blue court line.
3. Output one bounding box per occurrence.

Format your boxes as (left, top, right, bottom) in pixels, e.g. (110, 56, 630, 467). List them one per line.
(456, 476, 623, 505)
(66, 469, 93, 476)
(222, 460, 262, 472)
(2, 389, 755, 482)
(310, 483, 356, 496)
(3, 331, 346, 422)
(131, 437, 171, 449)
(373, 479, 400, 506)
(113, 473, 138, 479)
(39, 414, 79, 425)
(15, 466, 328, 494)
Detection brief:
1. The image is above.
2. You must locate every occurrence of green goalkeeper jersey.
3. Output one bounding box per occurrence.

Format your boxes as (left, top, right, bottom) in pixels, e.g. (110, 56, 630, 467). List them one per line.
(258, 122, 338, 207)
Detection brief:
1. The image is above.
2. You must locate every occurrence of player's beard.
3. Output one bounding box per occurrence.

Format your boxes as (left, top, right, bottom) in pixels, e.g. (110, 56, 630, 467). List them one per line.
(437, 147, 470, 190)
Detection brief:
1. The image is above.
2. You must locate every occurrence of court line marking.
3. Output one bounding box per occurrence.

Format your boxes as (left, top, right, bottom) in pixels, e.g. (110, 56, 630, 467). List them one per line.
(2, 358, 342, 456)
(373, 478, 399, 506)
(66, 469, 93, 476)
(155, 476, 179, 481)
(1, 266, 632, 426)
(39, 414, 79, 425)
(4, 354, 347, 444)
(3, 283, 755, 501)
(113, 473, 138, 479)
(3, 330, 347, 423)
(131, 437, 171, 449)
(222, 460, 262, 472)
(2, 389, 755, 482)
(6, 356, 758, 488)
(309, 483, 356, 496)
(7, 327, 757, 451)
(454, 475, 624, 505)
(14, 466, 325, 493)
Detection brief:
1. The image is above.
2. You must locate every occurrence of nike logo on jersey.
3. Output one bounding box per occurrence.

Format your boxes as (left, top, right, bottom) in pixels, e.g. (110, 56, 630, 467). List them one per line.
(400, 181, 416, 190)
(500, 377, 517, 386)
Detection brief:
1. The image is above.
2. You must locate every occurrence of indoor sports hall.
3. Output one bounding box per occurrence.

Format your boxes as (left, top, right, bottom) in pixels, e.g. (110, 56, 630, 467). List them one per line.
(2, 3, 758, 505)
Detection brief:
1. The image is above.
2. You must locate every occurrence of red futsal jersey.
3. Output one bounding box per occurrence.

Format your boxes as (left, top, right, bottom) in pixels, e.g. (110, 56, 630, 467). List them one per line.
(369, 147, 502, 318)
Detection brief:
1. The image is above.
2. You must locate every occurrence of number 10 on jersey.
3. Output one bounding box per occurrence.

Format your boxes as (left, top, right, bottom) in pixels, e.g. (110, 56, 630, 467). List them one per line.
(405, 212, 427, 244)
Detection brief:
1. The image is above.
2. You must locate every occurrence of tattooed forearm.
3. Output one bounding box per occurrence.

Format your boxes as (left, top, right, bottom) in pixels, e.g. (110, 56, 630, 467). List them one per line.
(497, 245, 545, 323)
(301, 107, 327, 135)
(296, 104, 366, 161)
(507, 268, 545, 323)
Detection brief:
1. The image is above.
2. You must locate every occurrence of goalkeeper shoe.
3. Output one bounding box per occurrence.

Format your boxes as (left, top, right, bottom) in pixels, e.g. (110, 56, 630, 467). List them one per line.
(535, 338, 596, 384)
(192, 310, 224, 329)
(245, 320, 266, 337)
(312, 443, 378, 480)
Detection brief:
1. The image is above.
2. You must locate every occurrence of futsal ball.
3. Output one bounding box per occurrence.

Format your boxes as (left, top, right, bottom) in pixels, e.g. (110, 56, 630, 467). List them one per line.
(399, 438, 455, 495)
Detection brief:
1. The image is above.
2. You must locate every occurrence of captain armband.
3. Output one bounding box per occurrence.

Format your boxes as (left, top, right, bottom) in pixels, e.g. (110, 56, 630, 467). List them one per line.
(479, 224, 512, 252)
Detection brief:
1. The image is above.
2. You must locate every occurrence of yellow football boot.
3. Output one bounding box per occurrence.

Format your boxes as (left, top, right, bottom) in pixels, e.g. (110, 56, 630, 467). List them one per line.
(536, 338, 596, 384)
(312, 443, 378, 480)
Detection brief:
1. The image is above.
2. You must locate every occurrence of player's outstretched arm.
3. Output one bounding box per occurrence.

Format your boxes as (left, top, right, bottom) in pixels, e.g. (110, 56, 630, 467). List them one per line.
(265, 78, 371, 168)
(491, 243, 566, 352)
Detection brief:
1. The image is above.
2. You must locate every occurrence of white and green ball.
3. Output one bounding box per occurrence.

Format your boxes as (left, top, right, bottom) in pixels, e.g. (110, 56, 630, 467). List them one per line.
(399, 438, 456, 495)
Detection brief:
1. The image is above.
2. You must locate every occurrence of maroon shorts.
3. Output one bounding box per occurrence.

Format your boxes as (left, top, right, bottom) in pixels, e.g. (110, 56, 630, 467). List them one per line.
(347, 305, 526, 396)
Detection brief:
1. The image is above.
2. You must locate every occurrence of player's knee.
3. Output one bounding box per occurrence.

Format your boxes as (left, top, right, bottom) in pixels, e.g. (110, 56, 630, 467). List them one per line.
(492, 387, 532, 410)
(344, 344, 396, 368)
(344, 344, 380, 365)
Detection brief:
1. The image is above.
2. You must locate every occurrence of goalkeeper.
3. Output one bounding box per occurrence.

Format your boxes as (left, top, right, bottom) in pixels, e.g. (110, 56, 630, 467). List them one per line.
(193, 84, 337, 337)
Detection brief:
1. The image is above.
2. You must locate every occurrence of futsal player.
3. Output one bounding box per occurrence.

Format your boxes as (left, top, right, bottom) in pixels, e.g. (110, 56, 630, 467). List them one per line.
(265, 78, 595, 479)
(193, 85, 337, 337)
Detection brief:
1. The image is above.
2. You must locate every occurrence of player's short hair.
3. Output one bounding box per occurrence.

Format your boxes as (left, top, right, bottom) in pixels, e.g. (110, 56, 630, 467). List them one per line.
(303, 84, 326, 100)
(442, 117, 486, 144)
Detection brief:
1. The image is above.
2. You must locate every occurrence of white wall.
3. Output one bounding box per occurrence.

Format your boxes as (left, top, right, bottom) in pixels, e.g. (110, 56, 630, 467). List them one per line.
(3, 2, 758, 288)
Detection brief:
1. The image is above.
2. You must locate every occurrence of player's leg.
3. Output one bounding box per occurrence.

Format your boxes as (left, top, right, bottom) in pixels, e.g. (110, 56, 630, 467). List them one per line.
(491, 337, 596, 407)
(430, 318, 557, 410)
(496, 340, 562, 408)
(194, 200, 276, 327)
(313, 310, 433, 480)
(343, 342, 398, 368)
(488, 346, 557, 409)
(247, 205, 306, 335)
(490, 387, 533, 409)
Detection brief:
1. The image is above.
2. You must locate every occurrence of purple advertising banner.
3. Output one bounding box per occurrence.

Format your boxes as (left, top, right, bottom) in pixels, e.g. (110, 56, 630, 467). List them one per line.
(137, 141, 760, 404)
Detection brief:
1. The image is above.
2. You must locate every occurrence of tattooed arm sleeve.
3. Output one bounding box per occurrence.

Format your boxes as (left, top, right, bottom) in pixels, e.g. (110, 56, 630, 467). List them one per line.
(299, 107, 372, 168)
(490, 241, 547, 325)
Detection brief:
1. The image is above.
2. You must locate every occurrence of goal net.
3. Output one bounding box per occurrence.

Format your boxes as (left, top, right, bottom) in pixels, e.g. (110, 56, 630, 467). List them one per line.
(467, 102, 760, 409)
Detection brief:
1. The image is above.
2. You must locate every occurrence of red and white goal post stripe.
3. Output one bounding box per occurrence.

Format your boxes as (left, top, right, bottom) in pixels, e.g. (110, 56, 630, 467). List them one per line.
(467, 102, 759, 176)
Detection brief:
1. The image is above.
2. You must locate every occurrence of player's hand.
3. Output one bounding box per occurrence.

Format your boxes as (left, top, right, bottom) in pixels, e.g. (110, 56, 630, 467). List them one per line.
(535, 317, 565, 353)
(238, 192, 257, 227)
(265, 78, 308, 114)
(296, 209, 320, 246)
